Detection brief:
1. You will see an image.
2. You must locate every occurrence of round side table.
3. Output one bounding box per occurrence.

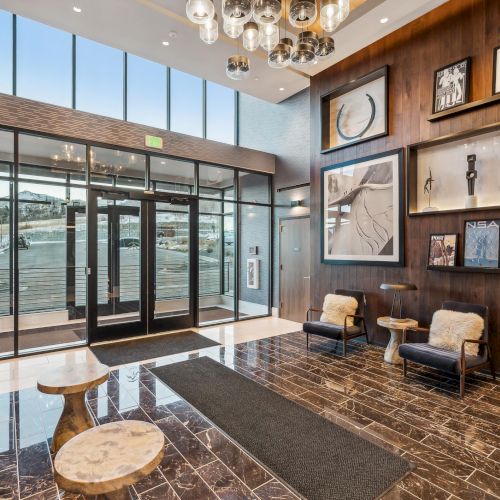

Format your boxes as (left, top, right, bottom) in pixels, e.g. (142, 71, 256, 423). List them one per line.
(54, 420, 165, 500)
(377, 317, 418, 365)
(37, 362, 109, 453)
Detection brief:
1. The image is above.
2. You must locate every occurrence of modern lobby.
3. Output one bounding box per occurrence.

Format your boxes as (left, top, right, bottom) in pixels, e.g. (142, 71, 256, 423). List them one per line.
(0, 0, 499, 499)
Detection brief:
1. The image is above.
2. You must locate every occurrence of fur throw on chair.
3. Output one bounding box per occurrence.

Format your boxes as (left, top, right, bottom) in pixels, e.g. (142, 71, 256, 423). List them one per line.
(320, 294, 358, 327)
(428, 309, 484, 356)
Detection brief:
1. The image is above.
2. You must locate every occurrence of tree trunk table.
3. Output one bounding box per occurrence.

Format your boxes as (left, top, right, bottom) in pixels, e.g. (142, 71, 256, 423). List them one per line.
(37, 362, 109, 453)
(54, 421, 165, 500)
(377, 317, 418, 365)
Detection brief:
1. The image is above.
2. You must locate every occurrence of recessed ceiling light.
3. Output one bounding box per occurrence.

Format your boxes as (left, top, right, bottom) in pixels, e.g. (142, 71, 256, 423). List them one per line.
(313, 60, 318, 65)
(73, 6, 82, 13)
(380, 17, 389, 24)
(169, 31, 178, 39)
(162, 41, 170, 46)
(254, 77, 259, 81)
(279, 87, 285, 91)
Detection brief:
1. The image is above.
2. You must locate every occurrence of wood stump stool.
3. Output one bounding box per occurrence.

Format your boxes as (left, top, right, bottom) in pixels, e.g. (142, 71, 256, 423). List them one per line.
(37, 362, 109, 452)
(54, 421, 165, 500)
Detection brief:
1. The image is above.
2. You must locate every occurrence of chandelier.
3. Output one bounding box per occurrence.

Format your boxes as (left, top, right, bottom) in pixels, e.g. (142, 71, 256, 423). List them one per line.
(186, 0, 349, 79)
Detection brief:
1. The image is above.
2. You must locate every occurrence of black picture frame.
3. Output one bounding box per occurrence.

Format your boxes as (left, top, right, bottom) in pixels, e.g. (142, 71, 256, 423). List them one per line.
(427, 233, 458, 268)
(432, 57, 471, 114)
(463, 219, 500, 269)
(320, 148, 404, 267)
(493, 46, 500, 96)
(320, 66, 388, 154)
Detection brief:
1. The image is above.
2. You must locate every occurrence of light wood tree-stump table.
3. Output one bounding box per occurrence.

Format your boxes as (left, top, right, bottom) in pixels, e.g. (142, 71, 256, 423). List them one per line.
(377, 317, 418, 365)
(37, 362, 109, 453)
(54, 421, 165, 500)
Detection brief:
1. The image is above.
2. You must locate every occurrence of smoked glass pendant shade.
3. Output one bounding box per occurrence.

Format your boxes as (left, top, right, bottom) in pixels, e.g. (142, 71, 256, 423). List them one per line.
(291, 41, 315, 65)
(268, 37, 293, 68)
(289, 0, 317, 28)
(253, 0, 282, 24)
(186, 0, 215, 24)
(316, 35, 335, 58)
(226, 54, 250, 80)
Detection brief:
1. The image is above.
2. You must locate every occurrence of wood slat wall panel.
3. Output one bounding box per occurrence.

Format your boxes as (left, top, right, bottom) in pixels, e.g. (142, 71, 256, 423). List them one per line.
(310, 0, 500, 364)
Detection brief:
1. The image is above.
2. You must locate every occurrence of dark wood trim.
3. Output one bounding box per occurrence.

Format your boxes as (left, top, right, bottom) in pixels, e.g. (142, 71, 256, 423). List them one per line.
(428, 93, 500, 121)
(427, 266, 500, 274)
(493, 45, 500, 96)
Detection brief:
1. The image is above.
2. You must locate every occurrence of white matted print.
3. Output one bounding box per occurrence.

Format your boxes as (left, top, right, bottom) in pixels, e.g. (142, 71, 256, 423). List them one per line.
(494, 46, 500, 95)
(321, 149, 404, 266)
(246, 258, 260, 289)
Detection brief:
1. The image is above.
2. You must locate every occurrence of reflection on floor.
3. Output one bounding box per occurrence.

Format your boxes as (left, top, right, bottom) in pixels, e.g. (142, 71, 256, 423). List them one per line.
(1, 322, 499, 499)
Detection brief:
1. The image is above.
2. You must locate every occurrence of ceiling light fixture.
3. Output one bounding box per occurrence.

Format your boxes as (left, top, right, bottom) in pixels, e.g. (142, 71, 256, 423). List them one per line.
(380, 17, 389, 23)
(72, 6, 82, 13)
(162, 40, 170, 46)
(185, 0, 349, 79)
(279, 87, 285, 91)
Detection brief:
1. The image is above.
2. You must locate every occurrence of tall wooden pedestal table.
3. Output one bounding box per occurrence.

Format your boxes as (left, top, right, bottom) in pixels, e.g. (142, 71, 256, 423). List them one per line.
(54, 421, 165, 500)
(377, 317, 418, 365)
(37, 362, 109, 453)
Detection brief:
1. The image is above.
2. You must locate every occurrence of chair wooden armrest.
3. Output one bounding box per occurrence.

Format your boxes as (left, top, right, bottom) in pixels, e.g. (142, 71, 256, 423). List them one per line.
(306, 307, 322, 322)
(402, 326, 429, 343)
(344, 314, 367, 334)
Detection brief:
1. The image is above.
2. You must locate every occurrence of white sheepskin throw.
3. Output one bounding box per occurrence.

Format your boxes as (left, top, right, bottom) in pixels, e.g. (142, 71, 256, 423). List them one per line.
(428, 309, 484, 356)
(320, 294, 358, 327)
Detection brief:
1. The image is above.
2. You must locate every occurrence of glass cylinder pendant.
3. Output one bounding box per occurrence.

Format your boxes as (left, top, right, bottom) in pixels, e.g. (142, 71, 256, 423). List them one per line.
(320, 0, 349, 31)
(253, 0, 282, 24)
(186, 0, 215, 24)
(291, 41, 315, 65)
(222, 0, 253, 25)
(297, 30, 319, 50)
(289, 0, 317, 28)
(259, 23, 279, 51)
(200, 14, 219, 44)
(226, 54, 250, 80)
(223, 20, 244, 38)
(316, 35, 335, 58)
(268, 37, 293, 68)
(242, 22, 261, 52)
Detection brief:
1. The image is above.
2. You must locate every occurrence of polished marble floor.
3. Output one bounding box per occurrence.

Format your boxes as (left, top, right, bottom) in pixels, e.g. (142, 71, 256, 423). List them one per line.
(0, 319, 499, 499)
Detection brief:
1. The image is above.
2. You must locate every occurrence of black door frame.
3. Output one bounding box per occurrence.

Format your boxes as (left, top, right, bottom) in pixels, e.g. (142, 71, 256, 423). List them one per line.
(87, 187, 198, 344)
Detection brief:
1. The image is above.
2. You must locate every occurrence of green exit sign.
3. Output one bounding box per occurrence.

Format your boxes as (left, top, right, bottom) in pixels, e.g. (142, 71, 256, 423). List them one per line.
(145, 135, 163, 149)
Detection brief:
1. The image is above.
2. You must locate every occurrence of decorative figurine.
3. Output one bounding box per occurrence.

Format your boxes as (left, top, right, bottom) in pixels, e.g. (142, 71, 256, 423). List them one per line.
(465, 154, 478, 208)
(422, 168, 438, 212)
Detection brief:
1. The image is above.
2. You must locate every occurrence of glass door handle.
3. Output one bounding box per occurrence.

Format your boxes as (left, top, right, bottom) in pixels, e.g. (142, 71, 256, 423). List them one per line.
(87, 267, 92, 275)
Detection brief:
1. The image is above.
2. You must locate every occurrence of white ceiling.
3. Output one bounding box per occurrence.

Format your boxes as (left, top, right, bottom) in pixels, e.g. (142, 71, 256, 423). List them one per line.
(0, 0, 448, 103)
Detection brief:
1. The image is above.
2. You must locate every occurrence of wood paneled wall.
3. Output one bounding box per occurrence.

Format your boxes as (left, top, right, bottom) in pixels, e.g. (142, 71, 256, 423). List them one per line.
(310, 0, 500, 363)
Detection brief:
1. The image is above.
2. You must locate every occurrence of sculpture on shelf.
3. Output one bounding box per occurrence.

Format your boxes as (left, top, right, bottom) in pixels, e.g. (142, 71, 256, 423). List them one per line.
(422, 168, 438, 212)
(465, 154, 478, 208)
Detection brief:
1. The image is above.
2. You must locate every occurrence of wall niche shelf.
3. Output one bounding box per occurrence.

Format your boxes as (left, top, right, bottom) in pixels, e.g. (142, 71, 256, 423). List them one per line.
(407, 122, 500, 216)
(428, 266, 500, 274)
(428, 94, 500, 122)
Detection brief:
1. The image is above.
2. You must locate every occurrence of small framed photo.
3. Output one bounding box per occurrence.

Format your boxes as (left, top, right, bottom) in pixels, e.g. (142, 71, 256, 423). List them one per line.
(464, 219, 500, 269)
(493, 46, 500, 95)
(428, 234, 458, 267)
(432, 57, 471, 113)
(246, 258, 260, 289)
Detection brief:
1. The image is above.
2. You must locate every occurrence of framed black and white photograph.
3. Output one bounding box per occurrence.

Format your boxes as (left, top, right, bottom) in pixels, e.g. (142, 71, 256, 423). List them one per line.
(432, 57, 471, 113)
(493, 46, 500, 95)
(320, 66, 388, 153)
(428, 234, 458, 267)
(464, 219, 500, 269)
(321, 149, 404, 266)
(246, 258, 260, 289)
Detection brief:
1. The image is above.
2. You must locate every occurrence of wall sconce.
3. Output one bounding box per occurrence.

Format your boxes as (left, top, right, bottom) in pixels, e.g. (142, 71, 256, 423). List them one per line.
(290, 199, 304, 207)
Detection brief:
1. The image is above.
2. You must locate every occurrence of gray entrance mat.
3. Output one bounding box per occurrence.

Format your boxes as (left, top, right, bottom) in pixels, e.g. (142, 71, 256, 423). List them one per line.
(151, 356, 413, 500)
(90, 331, 220, 366)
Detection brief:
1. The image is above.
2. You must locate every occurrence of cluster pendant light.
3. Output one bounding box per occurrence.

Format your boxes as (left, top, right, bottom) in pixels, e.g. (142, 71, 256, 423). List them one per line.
(187, 0, 349, 80)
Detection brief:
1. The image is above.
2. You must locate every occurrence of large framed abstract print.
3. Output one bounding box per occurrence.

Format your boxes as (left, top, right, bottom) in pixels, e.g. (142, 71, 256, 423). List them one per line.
(321, 149, 404, 266)
(320, 66, 388, 153)
(464, 219, 500, 269)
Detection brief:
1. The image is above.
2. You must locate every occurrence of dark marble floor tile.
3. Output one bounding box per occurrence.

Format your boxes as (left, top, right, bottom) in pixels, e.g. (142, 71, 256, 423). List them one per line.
(197, 427, 271, 490)
(157, 444, 193, 483)
(132, 467, 167, 495)
(17, 440, 55, 499)
(467, 470, 500, 498)
(253, 479, 299, 499)
(22, 487, 58, 499)
(165, 400, 212, 434)
(156, 417, 215, 468)
(138, 482, 179, 499)
(489, 449, 500, 462)
(169, 469, 219, 500)
(0, 465, 19, 500)
(398, 472, 449, 500)
(197, 460, 258, 499)
(87, 396, 123, 425)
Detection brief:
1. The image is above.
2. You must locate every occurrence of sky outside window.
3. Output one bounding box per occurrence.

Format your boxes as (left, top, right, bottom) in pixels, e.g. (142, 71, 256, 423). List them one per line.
(170, 69, 203, 138)
(0, 10, 12, 94)
(206, 81, 235, 144)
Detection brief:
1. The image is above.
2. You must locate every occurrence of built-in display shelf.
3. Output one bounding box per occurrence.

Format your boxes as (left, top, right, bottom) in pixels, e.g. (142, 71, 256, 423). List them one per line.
(428, 94, 500, 122)
(427, 266, 500, 274)
(409, 205, 500, 217)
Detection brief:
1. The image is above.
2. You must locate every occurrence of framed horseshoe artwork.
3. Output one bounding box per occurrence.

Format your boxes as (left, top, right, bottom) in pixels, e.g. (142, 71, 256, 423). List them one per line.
(321, 66, 388, 153)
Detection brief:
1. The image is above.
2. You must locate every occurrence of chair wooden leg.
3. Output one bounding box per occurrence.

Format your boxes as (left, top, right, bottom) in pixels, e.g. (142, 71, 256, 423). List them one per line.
(306, 332, 309, 351)
(490, 359, 496, 381)
(403, 358, 407, 377)
(460, 371, 465, 398)
(343, 338, 347, 357)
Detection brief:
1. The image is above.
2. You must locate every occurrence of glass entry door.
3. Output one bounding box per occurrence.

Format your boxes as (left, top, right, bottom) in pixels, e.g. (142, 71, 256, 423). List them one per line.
(88, 189, 197, 342)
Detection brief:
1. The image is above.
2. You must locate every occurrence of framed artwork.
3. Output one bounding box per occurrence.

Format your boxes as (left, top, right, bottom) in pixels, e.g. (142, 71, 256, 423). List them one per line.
(320, 66, 388, 153)
(432, 57, 471, 113)
(428, 234, 458, 267)
(247, 258, 260, 289)
(493, 46, 500, 95)
(321, 149, 404, 266)
(464, 219, 500, 268)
